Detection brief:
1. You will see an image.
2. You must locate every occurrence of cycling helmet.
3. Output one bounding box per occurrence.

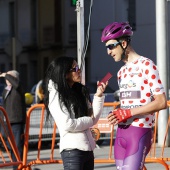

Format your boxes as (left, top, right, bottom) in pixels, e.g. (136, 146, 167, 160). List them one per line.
(101, 22, 133, 42)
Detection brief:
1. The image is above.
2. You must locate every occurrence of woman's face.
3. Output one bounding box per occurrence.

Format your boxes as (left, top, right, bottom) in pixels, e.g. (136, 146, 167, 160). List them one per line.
(66, 60, 81, 87)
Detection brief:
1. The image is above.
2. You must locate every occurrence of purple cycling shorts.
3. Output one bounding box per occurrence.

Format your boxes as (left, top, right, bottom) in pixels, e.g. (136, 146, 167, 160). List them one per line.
(114, 125, 152, 170)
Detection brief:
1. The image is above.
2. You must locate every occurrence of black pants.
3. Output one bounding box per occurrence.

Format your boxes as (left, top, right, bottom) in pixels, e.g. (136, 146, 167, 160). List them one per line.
(61, 149, 94, 170)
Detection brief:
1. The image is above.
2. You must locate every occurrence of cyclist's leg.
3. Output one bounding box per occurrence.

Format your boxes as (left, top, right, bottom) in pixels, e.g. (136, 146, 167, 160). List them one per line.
(114, 126, 126, 169)
(114, 125, 152, 170)
(122, 128, 152, 170)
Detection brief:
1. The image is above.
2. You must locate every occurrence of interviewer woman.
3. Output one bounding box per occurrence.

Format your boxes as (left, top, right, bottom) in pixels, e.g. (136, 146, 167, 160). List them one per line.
(43, 56, 108, 170)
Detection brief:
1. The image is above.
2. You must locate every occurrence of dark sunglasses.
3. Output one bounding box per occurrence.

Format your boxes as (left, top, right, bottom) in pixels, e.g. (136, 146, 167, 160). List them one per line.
(106, 42, 120, 50)
(70, 65, 80, 72)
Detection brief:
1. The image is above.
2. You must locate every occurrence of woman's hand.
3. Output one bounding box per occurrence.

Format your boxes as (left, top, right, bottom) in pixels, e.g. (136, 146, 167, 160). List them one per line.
(95, 81, 108, 97)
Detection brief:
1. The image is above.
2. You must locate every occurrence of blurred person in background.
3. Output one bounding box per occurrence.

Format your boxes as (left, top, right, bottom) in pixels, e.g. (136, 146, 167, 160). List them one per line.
(35, 79, 44, 104)
(43, 56, 108, 170)
(101, 21, 167, 170)
(0, 70, 26, 170)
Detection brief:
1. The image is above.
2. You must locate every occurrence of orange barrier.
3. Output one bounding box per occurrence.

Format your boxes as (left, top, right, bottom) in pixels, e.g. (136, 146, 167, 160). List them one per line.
(93, 118, 114, 162)
(0, 106, 23, 169)
(22, 103, 120, 169)
(143, 111, 169, 169)
(22, 102, 170, 170)
(93, 102, 119, 163)
(22, 104, 62, 170)
(157, 102, 170, 169)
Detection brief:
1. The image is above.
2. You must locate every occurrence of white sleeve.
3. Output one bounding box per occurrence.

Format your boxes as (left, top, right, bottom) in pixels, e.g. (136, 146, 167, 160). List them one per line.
(48, 80, 93, 132)
(92, 95, 105, 125)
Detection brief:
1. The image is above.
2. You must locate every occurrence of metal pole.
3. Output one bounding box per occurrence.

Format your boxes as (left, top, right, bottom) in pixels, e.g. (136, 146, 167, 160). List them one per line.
(76, 0, 85, 85)
(12, 37, 16, 70)
(156, 0, 169, 146)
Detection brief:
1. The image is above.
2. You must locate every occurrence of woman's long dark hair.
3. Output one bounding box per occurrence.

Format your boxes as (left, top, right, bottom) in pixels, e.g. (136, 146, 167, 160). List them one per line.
(43, 56, 91, 121)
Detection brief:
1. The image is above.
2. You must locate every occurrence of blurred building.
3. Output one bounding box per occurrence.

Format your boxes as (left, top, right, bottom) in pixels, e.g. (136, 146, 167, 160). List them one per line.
(0, 0, 169, 92)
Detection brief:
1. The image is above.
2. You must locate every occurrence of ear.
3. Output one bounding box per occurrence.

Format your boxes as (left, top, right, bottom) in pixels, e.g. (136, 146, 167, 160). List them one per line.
(121, 40, 128, 48)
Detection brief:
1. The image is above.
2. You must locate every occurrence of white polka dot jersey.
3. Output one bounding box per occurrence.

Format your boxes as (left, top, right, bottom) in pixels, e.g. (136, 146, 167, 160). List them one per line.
(117, 56, 165, 128)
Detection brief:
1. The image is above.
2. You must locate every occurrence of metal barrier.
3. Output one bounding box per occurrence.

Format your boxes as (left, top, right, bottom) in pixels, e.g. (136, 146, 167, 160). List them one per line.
(157, 101, 170, 169)
(0, 106, 23, 169)
(28, 107, 60, 142)
(22, 102, 170, 170)
(140, 111, 168, 169)
(93, 118, 115, 163)
(22, 104, 62, 170)
(22, 103, 120, 169)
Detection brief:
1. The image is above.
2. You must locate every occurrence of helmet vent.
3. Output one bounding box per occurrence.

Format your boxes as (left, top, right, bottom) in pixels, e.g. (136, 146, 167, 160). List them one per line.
(112, 27, 121, 34)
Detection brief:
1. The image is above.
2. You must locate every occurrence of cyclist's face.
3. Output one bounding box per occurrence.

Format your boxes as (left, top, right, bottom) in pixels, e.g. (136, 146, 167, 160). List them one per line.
(105, 40, 123, 62)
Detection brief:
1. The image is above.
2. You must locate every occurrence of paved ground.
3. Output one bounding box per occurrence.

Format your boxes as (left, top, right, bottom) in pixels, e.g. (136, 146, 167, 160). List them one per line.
(2, 140, 170, 170)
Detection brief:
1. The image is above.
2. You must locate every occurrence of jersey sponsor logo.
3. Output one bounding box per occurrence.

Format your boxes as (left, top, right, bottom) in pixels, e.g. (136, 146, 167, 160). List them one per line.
(129, 72, 141, 76)
(119, 80, 136, 89)
(120, 90, 141, 99)
(121, 104, 142, 109)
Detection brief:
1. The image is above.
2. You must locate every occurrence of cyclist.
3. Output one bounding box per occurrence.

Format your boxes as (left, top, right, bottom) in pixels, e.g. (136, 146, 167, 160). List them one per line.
(101, 21, 167, 170)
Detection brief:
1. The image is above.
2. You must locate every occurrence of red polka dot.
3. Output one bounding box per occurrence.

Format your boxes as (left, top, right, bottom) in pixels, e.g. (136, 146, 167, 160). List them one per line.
(141, 86, 144, 90)
(145, 62, 150, 66)
(129, 101, 133, 104)
(146, 93, 150, 97)
(145, 69, 149, 74)
(124, 74, 127, 78)
(149, 82, 153, 87)
(139, 123, 144, 127)
(138, 73, 142, 77)
(145, 117, 149, 121)
(158, 79, 161, 84)
(123, 69, 125, 73)
(151, 74, 156, 79)
(140, 99, 146, 103)
(153, 65, 156, 70)
(155, 88, 160, 92)
(149, 123, 152, 126)
(134, 60, 138, 64)
(133, 118, 139, 122)
(128, 68, 132, 72)
(144, 80, 148, 84)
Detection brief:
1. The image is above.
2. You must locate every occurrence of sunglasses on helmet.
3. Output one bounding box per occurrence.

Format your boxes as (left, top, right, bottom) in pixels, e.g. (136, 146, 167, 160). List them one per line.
(106, 42, 120, 50)
(70, 65, 80, 72)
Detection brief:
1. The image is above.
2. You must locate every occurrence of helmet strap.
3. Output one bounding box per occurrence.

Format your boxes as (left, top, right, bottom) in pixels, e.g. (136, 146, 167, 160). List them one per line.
(118, 40, 129, 61)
